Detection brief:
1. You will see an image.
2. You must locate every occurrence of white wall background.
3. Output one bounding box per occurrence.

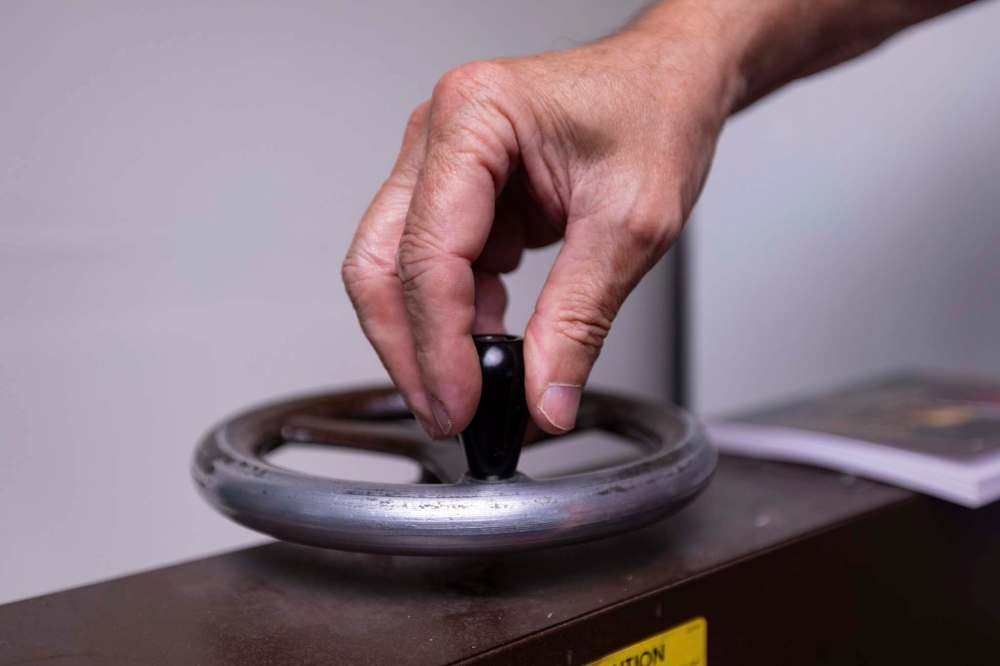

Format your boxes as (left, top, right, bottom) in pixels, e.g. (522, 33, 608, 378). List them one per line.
(693, 3, 1000, 414)
(2, 0, 997, 604)
(0, 0, 659, 604)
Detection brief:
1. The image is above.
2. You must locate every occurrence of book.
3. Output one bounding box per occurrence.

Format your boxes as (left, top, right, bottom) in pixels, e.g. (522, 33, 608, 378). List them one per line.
(705, 372, 1000, 508)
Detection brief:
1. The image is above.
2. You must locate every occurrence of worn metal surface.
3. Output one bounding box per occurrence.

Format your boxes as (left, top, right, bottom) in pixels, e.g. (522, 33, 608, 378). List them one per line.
(191, 387, 717, 555)
(0, 456, 918, 665)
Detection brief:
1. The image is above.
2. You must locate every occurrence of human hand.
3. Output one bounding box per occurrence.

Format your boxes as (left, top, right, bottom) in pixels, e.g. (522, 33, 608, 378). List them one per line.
(342, 11, 739, 438)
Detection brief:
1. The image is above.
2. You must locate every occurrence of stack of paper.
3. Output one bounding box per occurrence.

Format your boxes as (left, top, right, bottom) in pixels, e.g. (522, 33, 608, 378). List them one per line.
(705, 372, 1000, 508)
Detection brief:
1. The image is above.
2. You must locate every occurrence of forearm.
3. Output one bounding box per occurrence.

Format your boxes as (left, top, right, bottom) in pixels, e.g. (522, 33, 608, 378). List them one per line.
(626, 0, 979, 113)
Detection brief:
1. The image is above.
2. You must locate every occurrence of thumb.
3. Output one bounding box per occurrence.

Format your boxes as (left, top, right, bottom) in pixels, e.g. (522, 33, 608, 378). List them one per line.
(524, 217, 670, 433)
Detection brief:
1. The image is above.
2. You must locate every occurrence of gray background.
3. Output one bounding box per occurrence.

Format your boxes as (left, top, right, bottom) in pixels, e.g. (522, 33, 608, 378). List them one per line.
(1, 1, 997, 603)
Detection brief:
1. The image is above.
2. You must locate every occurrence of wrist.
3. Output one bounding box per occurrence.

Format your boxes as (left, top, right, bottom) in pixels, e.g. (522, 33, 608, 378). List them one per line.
(615, 1, 757, 119)
(605, 8, 746, 125)
(624, 0, 955, 114)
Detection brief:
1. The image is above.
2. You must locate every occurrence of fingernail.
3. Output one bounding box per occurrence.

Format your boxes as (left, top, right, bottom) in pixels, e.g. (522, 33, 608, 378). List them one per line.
(539, 383, 582, 432)
(430, 396, 452, 436)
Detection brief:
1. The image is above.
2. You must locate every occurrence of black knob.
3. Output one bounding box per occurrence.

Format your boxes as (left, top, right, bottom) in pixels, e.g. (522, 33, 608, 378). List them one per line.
(459, 334, 528, 481)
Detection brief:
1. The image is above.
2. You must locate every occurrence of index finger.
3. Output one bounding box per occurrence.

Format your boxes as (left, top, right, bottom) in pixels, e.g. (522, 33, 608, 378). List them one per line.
(395, 63, 520, 435)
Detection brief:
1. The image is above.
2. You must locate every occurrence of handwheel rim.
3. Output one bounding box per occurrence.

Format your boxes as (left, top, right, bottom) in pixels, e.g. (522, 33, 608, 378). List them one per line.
(192, 386, 717, 555)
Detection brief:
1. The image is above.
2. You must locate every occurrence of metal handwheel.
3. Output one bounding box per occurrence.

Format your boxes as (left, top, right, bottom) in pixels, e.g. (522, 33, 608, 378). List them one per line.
(192, 336, 716, 555)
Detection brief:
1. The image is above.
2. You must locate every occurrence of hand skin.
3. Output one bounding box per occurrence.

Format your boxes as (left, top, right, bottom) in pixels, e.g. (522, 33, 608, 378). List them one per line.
(342, 0, 977, 438)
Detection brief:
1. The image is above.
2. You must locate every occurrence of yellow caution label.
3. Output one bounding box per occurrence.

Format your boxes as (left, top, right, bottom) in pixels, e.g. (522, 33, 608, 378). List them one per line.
(587, 617, 707, 666)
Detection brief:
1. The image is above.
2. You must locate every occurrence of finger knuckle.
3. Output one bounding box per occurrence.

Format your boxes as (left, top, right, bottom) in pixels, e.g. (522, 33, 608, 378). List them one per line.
(340, 253, 361, 289)
(427, 62, 518, 177)
(550, 290, 616, 353)
(433, 61, 509, 108)
(625, 204, 682, 259)
(341, 250, 377, 300)
(405, 101, 430, 137)
(395, 231, 442, 287)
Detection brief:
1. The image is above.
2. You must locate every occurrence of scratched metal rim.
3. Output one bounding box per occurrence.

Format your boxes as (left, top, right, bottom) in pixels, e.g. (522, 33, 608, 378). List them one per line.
(191, 386, 716, 555)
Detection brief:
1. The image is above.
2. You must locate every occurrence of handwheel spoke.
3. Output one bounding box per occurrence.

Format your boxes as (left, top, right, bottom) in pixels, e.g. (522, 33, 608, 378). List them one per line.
(281, 415, 468, 484)
(282, 415, 426, 456)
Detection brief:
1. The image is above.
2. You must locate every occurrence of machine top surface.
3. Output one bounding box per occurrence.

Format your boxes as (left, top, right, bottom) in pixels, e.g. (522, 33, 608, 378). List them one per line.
(0, 455, 910, 665)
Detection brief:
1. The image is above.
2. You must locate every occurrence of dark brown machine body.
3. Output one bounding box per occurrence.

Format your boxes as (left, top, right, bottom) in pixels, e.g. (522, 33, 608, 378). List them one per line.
(4, 373, 1000, 665)
(3, 456, 999, 665)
